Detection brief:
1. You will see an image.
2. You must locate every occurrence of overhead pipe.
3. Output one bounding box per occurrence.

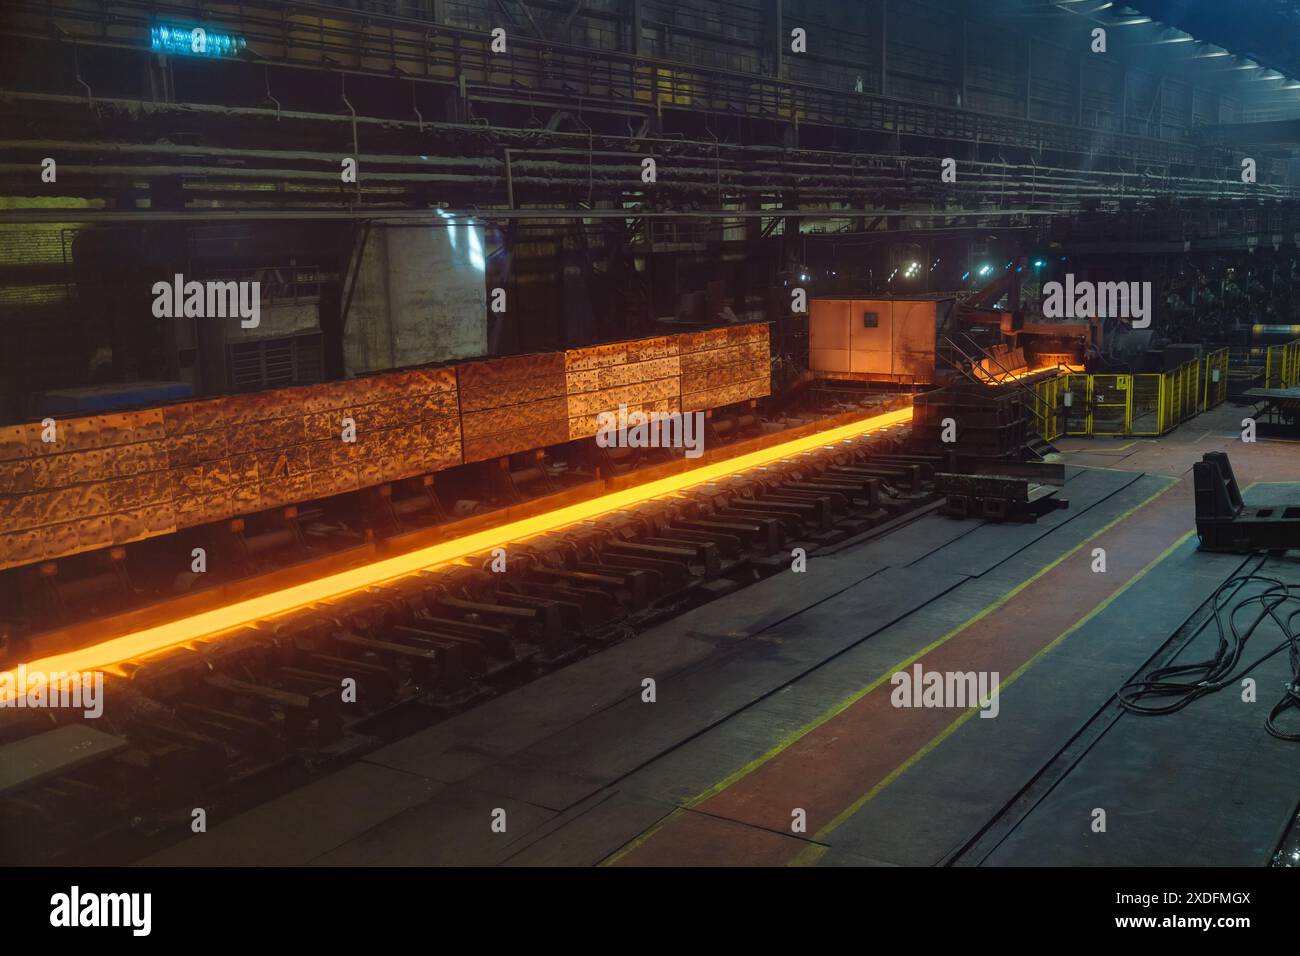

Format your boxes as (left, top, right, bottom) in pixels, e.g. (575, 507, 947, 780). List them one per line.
(4, 139, 1285, 204)
(0, 206, 1065, 224)
(0, 89, 1256, 195)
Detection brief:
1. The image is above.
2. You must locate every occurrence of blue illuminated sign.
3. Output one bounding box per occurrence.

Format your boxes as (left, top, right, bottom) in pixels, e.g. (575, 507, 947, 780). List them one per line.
(150, 23, 247, 58)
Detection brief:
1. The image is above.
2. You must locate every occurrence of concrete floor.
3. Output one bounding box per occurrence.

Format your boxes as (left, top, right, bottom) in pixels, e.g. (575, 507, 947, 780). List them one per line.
(144, 404, 1300, 867)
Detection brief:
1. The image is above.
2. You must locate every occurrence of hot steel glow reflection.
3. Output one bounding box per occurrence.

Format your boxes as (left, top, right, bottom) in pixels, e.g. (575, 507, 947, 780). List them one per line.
(1, 407, 913, 692)
(977, 363, 1083, 384)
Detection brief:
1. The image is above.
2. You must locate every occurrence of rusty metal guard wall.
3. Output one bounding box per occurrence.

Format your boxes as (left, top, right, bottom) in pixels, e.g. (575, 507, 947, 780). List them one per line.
(0, 324, 770, 571)
(0, 369, 462, 572)
(565, 336, 682, 441)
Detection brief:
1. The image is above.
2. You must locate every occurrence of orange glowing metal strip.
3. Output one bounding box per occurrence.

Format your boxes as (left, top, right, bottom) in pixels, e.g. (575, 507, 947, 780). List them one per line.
(979, 363, 1083, 384)
(2, 406, 913, 689)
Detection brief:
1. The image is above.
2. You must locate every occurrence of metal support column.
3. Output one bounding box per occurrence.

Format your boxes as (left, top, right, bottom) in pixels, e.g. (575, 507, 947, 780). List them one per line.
(773, 0, 783, 79)
(880, 0, 888, 95)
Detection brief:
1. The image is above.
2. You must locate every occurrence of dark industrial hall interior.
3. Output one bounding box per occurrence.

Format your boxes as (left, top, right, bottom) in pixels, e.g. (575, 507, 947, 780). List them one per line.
(1, 0, 1299, 881)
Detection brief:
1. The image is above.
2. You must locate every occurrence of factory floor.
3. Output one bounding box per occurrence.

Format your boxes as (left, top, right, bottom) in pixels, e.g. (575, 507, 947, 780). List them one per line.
(143, 403, 1300, 867)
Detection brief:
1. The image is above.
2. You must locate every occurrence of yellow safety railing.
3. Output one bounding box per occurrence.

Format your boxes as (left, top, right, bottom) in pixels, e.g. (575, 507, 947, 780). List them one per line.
(1030, 374, 1066, 441)
(1202, 347, 1229, 410)
(1263, 338, 1300, 388)
(1131, 372, 1163, 436)
(1033, 358, 1207, 438)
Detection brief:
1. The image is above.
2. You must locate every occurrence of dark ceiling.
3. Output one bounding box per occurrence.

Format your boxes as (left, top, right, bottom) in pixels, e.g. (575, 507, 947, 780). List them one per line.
(1129, 0, 1300, 79)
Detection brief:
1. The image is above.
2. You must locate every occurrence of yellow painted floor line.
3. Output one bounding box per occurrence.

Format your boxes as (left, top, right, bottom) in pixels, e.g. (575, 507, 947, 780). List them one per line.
(788, 844, 830, 867)
(1062, 462, 1158, 474)
(598, 807, 687, 867)
(1060, 438, 1157, 453)
(787, 526, 1197, 867)
(679, 476, 1179, 811)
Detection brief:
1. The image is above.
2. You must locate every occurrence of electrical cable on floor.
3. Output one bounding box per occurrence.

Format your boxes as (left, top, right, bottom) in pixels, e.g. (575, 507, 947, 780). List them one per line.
(1117, 573, 1300, 742)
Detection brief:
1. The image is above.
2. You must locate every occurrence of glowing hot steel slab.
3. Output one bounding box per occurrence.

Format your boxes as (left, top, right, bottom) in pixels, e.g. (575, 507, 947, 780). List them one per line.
(1, 407, 913, 691)
(976, 364, 1083, 384)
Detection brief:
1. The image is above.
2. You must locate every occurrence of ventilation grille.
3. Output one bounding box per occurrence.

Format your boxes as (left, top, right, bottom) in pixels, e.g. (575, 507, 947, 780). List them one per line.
(227, 333, 323, 391)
